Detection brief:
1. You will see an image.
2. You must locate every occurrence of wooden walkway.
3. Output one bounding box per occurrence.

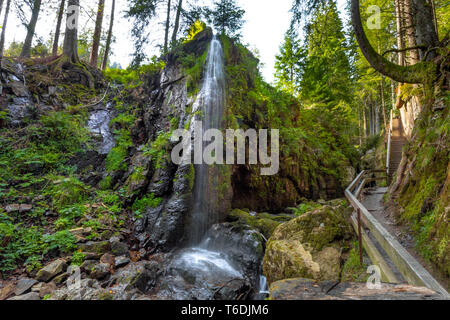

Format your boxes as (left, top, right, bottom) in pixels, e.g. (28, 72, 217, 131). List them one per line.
(388, 118, 407, 179)
(346, 172, 449, 299)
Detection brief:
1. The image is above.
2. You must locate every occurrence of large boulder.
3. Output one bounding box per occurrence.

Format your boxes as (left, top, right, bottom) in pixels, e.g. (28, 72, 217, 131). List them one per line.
(263, 204, 354, 284)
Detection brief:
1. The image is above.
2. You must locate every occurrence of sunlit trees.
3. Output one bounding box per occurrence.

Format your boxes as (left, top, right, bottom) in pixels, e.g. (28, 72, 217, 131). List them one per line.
(20, 0, 42, 58)
(204, 0, 245, 37)
(101, 0, 116, 70)
(274, 30, 304, 95)
(90, 0, 105, 67)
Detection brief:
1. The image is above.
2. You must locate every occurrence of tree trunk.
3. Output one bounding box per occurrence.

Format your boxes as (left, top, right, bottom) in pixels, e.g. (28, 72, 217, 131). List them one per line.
(351, 0, 435, 84)
(362, 101, 367, 139)
(171, 0, 183, 46)
(20, 0, 42, 58)
(0, 0, 11, 58)
(90, 0, 105, 67)
(164, 0, 172, 53)
(395, 0, 405, 66)
(403, 0, 420, 64)
(101, 0, 115, 70)
(411, 0, 438, 60)
(0, 0, 4, 19)
(380, 78, 388, 130)
(63, 0, 80, 63)
(52, 0, 66, 56)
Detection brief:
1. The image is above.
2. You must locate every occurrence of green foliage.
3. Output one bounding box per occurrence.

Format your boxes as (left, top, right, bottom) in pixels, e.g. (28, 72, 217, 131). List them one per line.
(132, 193, 162, 218)
(143, 131, 172, 169)
(104, 58, 165, 88)
(293, 202, 321, 216)
(203, 0, 245, 38)
(42, 230, 77, 254)
(185, 20, 207, 43)
(71, 251, 86, 266)
(341, 241, 369, 282)
(180, 48, 210, 96)
(35, 112, 90, 154)
(46, 176, 90, 208)
(106, 129, 132, 172)
(275, 30, 305, 95)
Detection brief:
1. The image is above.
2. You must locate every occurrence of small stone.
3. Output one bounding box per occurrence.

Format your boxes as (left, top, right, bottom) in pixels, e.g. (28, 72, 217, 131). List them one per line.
(7, 292, 40, 300)
(81, 260, 98, 273)
(110, 241, 129, 256)
(31, 283, 44, 293)
(69, 227, 92, 237)
(39, 282, 57, 298)
(4, 204, 32, 213)
(115, 256, 131, 269)
(14, 278, 38, 296)
(83, 252, 101, 260)
(48, 86, 57, 96)
(78, 241, 110, 255)
(36, 259, 68, 282)
(100, 253, 115, 265)
(8, 81, 29, 97)
(90, 263, 110, 280)
(53, 273, 68, 285)
(0, 283, 15, 300)
(19, 204, 33, 213)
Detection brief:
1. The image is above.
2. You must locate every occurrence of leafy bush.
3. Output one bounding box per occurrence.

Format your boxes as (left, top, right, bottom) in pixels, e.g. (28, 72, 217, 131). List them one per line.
(106, 129, 132, 172)
(42, 230, 77, 254)
(71, 251, 86, 266)
(46, 176, 90, 208)
(132, 193, 162, 218)
(143, 131, 171, 169)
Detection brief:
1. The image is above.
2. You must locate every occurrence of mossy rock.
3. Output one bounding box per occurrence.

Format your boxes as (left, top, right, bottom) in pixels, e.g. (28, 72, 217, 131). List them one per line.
(270, 205, 353, 253)
(228, 209, 290, 239)
(263, 240, 320, 284)
(262, 204, 355, 284)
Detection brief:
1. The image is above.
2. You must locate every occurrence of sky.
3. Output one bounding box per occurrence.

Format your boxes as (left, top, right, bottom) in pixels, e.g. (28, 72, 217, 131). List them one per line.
(4, 0, 349, 83)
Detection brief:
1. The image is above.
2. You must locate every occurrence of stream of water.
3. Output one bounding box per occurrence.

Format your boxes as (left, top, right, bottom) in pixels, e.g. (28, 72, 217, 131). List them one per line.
(189, 35, 226, 245)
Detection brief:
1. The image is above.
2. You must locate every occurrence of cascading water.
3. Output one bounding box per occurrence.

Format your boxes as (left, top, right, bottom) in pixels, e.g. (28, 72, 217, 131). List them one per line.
(171, 35, 243, 287)
(188, 35, 226, 244)
(165, 36, 266, 300)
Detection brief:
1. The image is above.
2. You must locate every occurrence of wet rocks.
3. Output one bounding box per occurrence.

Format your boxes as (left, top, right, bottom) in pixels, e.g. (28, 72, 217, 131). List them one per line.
(204, 223, 265, 285)
(36, 259, 68, 282)
(87, 106, 116, 155)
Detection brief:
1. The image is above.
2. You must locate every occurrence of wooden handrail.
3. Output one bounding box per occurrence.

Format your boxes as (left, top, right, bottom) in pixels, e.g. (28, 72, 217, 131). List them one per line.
(386, 110, 393, 177)
(345, 171, 450, 298)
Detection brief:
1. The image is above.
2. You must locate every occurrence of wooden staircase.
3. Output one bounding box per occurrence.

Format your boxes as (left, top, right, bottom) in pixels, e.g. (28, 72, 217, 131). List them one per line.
(388, 118, 407, 179)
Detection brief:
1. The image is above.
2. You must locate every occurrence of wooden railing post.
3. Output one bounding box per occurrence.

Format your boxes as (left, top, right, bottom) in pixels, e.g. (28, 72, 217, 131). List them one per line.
(357, 208, 363, 265)
(386, 110, 393, 179)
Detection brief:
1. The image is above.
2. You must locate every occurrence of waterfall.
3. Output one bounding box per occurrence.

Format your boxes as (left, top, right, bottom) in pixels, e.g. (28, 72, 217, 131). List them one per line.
(188, 36, 226, 244)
